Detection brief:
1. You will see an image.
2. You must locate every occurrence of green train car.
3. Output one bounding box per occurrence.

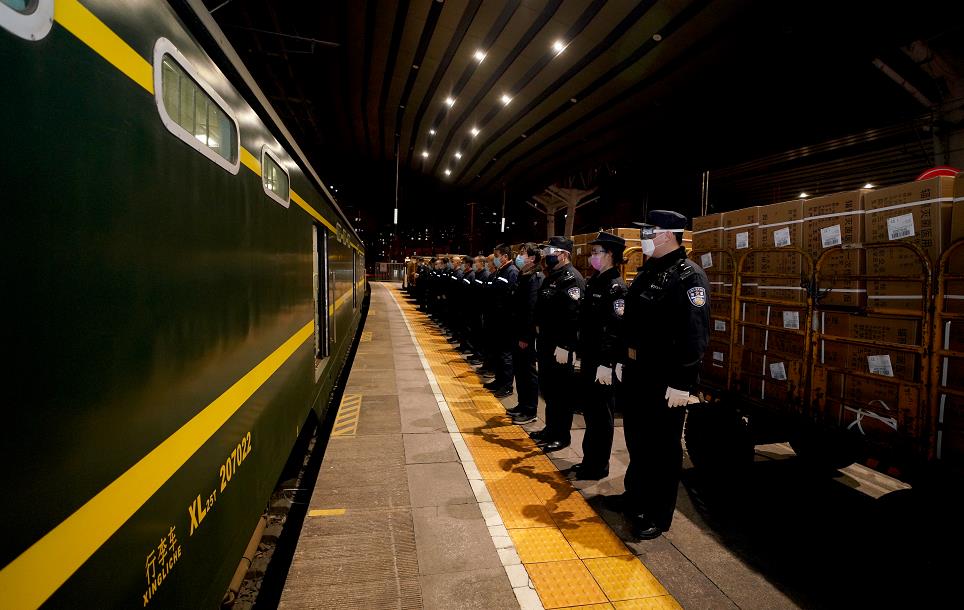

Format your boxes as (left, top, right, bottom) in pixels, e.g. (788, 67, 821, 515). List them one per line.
(0, 1, 366, 607)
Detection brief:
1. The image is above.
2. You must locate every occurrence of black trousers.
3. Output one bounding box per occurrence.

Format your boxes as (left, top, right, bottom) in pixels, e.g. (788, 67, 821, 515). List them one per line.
(512, 341, 538, 412)
(538, 348, 576, 443)
(493, 332, 514, 387)
(579, 358, 615, 472)
(621, 373, 686, 531)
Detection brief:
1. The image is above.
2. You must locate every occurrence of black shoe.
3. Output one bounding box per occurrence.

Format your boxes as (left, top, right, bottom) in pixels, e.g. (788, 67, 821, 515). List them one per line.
(541, 440, 570, 452)
(483, 380, 500, 390)
(511, 412, 537, 425)
(478, 368, 495, 377)
(493, 386, 514, 398)
(529, 429, 549, 441)
(630, 515, 663, 540)
(467, 358, 483, 366)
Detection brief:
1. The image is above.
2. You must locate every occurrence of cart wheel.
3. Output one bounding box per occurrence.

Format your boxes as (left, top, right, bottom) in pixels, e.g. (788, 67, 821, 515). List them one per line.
(684, 402, 754, 475)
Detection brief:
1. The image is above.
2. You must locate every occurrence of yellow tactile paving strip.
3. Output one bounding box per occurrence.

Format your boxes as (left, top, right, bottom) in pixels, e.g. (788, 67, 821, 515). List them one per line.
(391, 287, 680, 610)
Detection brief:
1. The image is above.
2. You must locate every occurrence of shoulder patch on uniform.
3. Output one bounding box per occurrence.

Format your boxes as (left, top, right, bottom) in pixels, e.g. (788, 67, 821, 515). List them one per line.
(568, 286, 581, 300)
(677, 259, 694, 280)
(687, 286, 706, 307)
(610, 280, 625, 295)
(613, 298, 625, 318)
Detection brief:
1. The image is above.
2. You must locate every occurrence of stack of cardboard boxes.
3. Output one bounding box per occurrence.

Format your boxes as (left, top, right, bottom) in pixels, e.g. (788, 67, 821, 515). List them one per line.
(690, 175, 961, 447)
(692, 213, 732, 387)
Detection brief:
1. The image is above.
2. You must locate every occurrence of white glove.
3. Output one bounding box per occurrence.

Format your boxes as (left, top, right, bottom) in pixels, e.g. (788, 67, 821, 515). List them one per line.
(553, 347, 569, 365)
(595, 365, 613, 386)
(665, 386, 690, 408)
(615, 363, 623, 382)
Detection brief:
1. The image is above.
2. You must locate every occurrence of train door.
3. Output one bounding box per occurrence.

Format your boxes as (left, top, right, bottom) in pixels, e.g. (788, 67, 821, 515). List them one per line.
(313, 225, 330, 375)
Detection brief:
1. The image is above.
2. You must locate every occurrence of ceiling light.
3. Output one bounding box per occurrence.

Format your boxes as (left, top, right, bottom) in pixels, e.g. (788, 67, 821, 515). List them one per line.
(798, 192, 809, 199)
(652, 33, 663, 42)
(444, 169, 452, 176)
(454, 152, 462, 159)
(421, 151, 429, 158)
(473, 49, 486, 62)
(500, 94, 512, 105)
(470, 127, 480, 137)
(444, 97, 455, 107)
(552, 40, 566, 54)
(429, 128, 436, 136)
(863, 182, 875, 189)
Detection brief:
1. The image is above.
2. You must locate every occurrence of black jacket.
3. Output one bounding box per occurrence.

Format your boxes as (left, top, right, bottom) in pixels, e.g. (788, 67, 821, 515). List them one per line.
(535, 263, 585, 354)
(490, 262, 519, 316)
(624, 247, 710, 393)
(512, 267, 544, 344)
(578, 266, 627, 367)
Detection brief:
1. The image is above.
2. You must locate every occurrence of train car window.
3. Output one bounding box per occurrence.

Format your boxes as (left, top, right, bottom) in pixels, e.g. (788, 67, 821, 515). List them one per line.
(0, 0, 53, 40)
(261, 147, 290, 208)
(153, 38, 240, 175)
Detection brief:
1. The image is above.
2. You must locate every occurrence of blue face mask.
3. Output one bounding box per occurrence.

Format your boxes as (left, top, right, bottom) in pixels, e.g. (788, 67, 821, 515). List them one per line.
(493, 255, 502, 267)
(515, 255, 526, 269)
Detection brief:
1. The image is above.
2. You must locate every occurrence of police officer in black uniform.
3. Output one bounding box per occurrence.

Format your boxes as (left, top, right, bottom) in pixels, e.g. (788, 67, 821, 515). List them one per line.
(507, 243, 544, 424)
(530, 236, 585, 452)
(456, 257, 476, 353)
(468, 256, 488, 366)
(571, 231, 627, 480)
(484, 244, 519, 397)
(618, 210, 710, 540)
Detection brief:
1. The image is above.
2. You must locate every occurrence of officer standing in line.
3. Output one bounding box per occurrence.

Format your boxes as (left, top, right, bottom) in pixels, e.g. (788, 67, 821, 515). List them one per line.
(456, 257, 476, 353)
(617, 210, 710, 540)
(507, 243, 544, 424)
(570, 231, 628, 480)
(467, 256, 488, 366)
(484, 244, 519, 397)
(530, 236, 585, 452)
(478, 255, 498, 379)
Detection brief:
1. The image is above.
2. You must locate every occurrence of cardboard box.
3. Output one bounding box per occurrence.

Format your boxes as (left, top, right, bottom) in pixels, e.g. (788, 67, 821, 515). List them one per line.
(812, 248, 866, 308)
(692, 213, 724, 252)
(866, 278, 927, 312)
(803, 190, 866, 256)
(757, 284, 808, 304)
(740, 302, 807, 330)
(739, 326, 806, 357)
(816, 312, 919, 345)
(723, 207, 760, 252)
(864, 176, 955, 273)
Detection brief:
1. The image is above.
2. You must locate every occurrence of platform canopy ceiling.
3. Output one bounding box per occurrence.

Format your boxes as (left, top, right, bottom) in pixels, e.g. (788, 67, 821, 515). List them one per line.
(204, 0, 961, 199)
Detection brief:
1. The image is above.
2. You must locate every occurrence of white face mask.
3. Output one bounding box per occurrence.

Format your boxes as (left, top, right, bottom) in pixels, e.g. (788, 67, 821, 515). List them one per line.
(641, 239, 656, 257)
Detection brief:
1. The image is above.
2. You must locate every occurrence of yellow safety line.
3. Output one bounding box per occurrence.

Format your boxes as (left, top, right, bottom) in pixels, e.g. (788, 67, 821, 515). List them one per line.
(308, 509, 346, 517)
(53, 0, 363, 255)
(391, 287, 681, 609)
(0, 321, 315, 610)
